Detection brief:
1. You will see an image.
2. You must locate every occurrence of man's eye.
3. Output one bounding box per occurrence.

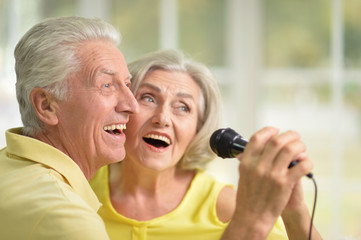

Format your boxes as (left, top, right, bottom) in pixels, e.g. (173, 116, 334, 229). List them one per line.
(104, 83, 110, 88)
(125, 82, 131, 88)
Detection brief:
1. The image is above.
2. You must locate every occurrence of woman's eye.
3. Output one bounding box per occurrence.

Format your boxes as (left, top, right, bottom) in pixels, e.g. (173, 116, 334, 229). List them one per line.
(179, 105, 190, 112)
(138, 93, 155, 103)
(144, 96, 154, 102)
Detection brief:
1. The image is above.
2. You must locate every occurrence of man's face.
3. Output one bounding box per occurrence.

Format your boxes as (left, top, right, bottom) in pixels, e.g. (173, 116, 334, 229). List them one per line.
(54, 40, 138, 175)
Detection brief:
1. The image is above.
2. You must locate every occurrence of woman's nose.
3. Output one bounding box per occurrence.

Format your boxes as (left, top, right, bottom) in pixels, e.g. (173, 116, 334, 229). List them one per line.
(151, 107, 171, 127)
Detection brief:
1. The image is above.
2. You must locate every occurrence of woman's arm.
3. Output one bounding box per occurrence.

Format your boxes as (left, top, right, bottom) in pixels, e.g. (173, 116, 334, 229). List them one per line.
(216, 186, 236, 223)
(282, 181, 323, 240)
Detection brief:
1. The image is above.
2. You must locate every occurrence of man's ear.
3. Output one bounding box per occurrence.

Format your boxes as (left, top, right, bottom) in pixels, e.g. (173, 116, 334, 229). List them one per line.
(30, 88, 59, 126)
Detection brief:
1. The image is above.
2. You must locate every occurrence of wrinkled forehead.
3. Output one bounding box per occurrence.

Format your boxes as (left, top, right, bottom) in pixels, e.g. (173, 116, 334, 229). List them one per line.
(74, 40, 129, 83)
(139, 69, 206, 110)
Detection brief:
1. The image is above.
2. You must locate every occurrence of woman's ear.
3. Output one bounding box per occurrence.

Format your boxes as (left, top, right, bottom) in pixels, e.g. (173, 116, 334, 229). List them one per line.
(30, 88, 59, 126)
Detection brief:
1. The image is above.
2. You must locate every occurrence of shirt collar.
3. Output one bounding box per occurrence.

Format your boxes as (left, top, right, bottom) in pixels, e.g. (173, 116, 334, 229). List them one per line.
(6, 127, 101, 211)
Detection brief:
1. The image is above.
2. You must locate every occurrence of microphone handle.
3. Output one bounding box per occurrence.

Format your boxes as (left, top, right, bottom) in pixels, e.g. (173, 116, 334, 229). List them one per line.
(230, 137, 312, 178)
(231, 142, 246, 156)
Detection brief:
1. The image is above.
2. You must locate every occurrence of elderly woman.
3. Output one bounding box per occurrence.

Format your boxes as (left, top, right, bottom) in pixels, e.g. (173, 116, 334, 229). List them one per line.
(90, 49, 320, 240)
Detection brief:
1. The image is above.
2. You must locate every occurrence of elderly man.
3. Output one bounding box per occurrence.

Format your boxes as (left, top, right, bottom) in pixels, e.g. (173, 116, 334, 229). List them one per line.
(0, 16, 138, 239)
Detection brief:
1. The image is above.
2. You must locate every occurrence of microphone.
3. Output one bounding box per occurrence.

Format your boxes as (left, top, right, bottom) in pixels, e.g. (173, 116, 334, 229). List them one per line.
(209, 128, 247, 158)
(209, 128, 313, 178)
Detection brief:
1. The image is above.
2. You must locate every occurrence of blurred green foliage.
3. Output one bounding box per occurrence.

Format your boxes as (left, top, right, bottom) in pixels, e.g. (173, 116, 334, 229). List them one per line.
(264, 0, 331, 67)
(110, 0, 160, 62)
(344, 0, 361, 68)
(178, 0, 226, 66)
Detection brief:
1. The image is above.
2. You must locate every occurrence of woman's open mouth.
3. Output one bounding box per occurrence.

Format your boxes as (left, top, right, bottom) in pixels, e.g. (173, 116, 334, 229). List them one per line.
(143, 134, 171, 148)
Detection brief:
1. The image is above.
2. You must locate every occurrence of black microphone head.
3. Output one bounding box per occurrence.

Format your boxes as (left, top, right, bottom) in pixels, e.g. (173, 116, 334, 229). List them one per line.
(210, 128, 247, 158)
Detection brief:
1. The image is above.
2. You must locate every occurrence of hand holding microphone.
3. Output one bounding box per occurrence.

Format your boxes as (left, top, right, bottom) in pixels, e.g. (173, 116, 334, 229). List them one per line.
(210, 127, 313, 178)
(211, 127, 319, 240)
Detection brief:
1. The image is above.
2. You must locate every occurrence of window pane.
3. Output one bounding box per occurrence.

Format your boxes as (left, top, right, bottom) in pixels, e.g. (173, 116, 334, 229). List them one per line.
(344, 0, 361, 68)
(109, 0, 159, 62)
(263, 0, 331, 67)
(0, 0, 9, 46)
(259, 74, 333, 176)
(40, 0, 77, 17)
(342, 193, 361, 237)
(0, 0, 9, 75)
(343, 81, 361, 180)
(178, 0, 226, 67)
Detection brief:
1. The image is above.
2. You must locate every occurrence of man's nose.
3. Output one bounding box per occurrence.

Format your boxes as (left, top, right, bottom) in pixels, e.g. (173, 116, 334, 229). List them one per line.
(115, 85, 139, 114)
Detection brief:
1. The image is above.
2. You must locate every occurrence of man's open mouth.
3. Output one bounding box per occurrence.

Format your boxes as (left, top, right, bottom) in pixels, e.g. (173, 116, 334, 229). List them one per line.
(103, 124, 126, 135)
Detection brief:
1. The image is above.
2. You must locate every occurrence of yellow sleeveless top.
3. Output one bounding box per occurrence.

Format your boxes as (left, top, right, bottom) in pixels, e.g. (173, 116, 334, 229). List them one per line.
(90, 166, 288, 240)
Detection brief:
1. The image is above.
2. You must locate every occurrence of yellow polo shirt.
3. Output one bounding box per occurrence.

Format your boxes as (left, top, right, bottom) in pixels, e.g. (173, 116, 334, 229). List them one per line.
(0, 128, 110, 240)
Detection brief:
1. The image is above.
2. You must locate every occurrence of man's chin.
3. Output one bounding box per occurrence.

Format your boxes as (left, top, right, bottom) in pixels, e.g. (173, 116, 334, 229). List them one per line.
(108, 150, 126, 164)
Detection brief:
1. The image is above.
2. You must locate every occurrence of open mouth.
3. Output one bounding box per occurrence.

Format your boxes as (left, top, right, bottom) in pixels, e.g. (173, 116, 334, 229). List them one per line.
(104, 124, 126, 135)
(143, 134, 171, 148)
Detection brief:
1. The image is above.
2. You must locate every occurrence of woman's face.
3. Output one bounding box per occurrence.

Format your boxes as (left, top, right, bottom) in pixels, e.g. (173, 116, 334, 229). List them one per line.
(124, 69, 201, 171)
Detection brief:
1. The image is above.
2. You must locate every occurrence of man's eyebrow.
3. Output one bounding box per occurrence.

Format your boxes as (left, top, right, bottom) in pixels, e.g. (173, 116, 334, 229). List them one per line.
(100, 68, 116, 75)
(100, 69, 132, 80)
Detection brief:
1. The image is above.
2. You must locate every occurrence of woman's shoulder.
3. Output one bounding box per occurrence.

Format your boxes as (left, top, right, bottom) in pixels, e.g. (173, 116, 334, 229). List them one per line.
(193, 171, 234, 191)
(192, 172, 236, 223)
(216, 185, 236, 223)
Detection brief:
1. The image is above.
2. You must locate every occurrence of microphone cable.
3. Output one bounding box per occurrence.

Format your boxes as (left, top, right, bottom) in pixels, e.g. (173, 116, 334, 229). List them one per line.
(308, 174, 318, 240)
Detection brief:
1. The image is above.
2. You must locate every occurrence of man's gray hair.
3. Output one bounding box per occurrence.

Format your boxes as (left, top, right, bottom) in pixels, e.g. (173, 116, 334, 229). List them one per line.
(15, 16, 121, 136)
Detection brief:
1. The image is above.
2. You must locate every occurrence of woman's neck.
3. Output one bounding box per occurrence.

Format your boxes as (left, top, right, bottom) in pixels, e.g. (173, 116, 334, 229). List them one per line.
(108, 161, 196, 221)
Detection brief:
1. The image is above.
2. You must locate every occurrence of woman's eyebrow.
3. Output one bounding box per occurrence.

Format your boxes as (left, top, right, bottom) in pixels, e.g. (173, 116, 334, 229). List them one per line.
(139, 82, 194, 99)
(177, 92, 193, 99)
(139, 82, 161, 92)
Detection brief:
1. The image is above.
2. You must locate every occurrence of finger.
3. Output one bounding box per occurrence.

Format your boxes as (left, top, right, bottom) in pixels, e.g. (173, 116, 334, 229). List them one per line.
(243, 126, 280, 159)
(272, 139, 306, 175)
(258, 130, 302, 172)
(236, 128, 279, 189)
(288, 153, 314, 181)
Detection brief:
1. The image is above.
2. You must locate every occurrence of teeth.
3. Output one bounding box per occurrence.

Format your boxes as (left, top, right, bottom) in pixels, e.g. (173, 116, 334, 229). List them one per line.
(144, 134, 171, 145)
(103, 124, 126, 131)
